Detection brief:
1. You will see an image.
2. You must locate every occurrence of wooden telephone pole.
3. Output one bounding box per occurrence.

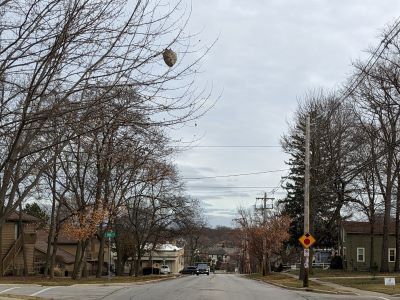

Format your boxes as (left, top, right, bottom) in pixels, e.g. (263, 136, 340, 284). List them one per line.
(256, 192, 274, 276)
(303, 115, 311, 287)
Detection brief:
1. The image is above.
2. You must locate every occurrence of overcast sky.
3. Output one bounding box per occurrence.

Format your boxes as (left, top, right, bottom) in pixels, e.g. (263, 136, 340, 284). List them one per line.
(169, 1, 400, 227)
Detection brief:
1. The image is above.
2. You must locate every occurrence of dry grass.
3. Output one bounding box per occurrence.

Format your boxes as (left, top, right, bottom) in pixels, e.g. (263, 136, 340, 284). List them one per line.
(247, 273, 337, 292)
(287, 268, 377, 278)
(0, 294, 43, 300)
(0, 275, 173, 286)
(324, 276, 400, 295)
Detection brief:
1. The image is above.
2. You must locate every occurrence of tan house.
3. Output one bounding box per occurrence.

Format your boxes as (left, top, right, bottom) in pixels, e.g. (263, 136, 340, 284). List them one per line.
(34, 230, 111, 276)
(138, 243, 184, 274)
(1, 212, 38, 275)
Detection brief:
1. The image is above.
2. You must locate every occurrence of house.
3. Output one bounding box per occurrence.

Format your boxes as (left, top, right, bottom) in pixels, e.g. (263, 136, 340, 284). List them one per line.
(340, 221, 396, 271)
(34, 230, 111, 276)
(120, 243, 185, 274)
(140, 243, 184, 274)
(1, 212, 38, 275)
(34, 239, 76, 276)
(208, 245, 240, 272)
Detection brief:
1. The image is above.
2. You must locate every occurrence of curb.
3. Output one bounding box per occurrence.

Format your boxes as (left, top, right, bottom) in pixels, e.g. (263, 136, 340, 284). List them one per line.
(251, 277, 357, 296)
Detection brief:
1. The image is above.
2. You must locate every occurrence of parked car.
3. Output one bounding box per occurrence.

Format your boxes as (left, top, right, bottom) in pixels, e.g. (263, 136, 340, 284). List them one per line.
(196, 263, 210, 275)
(160, 265, 171, 274)
(179, 266, 197, 275)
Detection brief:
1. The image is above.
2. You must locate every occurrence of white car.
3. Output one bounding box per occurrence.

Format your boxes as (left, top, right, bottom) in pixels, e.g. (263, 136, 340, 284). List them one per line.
(160, 265, 170, 274)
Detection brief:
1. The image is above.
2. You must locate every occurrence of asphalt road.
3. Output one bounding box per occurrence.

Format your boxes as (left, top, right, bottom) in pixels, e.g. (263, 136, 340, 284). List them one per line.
(0, 274, 396, 300)
(101, 274, 395, 300)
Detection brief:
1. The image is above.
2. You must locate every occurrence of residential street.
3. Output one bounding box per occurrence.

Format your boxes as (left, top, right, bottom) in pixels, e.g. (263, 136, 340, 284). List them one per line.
(1, 274, 396, 300)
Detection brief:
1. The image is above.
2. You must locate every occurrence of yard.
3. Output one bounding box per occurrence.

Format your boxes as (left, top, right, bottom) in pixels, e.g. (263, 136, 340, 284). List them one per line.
(321, 275, 400, 295)
(0, 275, 174, 286)
(246, 273, 338, 293)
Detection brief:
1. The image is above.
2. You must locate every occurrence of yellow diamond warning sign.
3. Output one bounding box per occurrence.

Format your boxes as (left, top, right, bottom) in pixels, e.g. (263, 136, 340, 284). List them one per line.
(299, 233, 316, 249)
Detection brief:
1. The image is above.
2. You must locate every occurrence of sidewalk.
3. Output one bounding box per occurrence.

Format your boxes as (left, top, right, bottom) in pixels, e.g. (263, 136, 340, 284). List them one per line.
(284, 272, 397, 298)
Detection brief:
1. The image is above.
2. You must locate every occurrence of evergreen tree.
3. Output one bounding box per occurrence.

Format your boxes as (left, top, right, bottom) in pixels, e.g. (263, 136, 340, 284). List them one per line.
(23, 203, 49, 228)
(280, 91, 356, 248)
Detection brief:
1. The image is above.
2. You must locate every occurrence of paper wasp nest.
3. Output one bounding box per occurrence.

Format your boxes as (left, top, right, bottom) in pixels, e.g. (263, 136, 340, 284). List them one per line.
(163, 49, 177, 67)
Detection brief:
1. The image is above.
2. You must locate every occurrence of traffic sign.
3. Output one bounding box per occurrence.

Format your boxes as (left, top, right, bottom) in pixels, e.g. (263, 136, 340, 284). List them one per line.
(304, 257, 309, 268)
(298, 233, 316, 249)
(105, 231, 116, 238)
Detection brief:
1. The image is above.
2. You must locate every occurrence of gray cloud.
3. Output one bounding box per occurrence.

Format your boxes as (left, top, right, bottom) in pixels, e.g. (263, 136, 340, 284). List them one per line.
(172, 0, 400, 227)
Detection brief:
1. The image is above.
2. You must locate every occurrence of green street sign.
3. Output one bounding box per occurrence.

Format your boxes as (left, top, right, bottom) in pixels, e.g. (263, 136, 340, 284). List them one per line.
(105, 231, 116, 238)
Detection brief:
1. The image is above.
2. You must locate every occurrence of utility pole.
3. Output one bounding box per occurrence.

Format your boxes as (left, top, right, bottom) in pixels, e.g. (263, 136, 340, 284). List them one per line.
(256, 192, 274, 276)
(303, 115, 311, 287)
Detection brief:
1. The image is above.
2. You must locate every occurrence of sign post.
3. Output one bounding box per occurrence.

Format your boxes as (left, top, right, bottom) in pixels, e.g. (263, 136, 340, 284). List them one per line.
(105, 231, 116, 280)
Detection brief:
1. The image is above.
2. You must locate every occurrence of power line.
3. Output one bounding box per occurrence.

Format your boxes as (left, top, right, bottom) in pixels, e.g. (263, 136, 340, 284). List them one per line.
(182, 168, 289, 180)
(338, 17, 400, 103)
(287, 19, 400, 196)
(172, 145, 281, 148)
(185, 186, 284, 189)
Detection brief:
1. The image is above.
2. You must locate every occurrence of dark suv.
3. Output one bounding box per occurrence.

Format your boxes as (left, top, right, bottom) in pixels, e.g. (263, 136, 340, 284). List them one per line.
(180, 266, 197, 275)
(196, 263, 210, 275)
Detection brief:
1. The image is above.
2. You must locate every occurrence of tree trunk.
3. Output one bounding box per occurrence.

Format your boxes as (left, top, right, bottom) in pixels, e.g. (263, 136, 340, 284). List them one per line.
(44, 222, 54, 277)
(73, 240, 89, 279)
(96, 232, 106, 278)
(0, 224, 3, 276)
(116, 256, 125, 276)
(115, 237, 124, 276)
(18, 205, 28, 276)
(379, 127, 396, 273)
(44, 149, 58, 277)
(21, 230, 28, 276)
(370, 220, 375, 271)
(49, 233, 59, 278)
(134, 254, 142, 277)
(395, 172, 400, 272)
(72, 241, 83, 279)
(381, 181, 393, 272)
(129, 260, 135, 276)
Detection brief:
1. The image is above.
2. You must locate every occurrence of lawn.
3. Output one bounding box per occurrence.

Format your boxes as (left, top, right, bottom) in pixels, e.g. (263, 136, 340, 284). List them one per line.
(0, 275, 174, 286)
(288, 268, 377, 278)
(246, 273, 337, 292)
(323, 276, 400, 295)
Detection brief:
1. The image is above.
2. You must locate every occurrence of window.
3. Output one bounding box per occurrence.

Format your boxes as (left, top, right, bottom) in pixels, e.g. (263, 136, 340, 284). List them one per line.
(343, 247, 346, 259)
(357, 248, 365, 262)
(389, 248, 396, 263)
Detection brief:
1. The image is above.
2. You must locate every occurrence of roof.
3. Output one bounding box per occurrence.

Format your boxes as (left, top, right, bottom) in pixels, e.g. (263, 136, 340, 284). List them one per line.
(36, 230, 78, 245)
(6, 212, 39, 222)
(35, 240, 75, 264)
(155, 243, 182, 252)
(144, 243, 182, 252)
(343, 221, 395, 235)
